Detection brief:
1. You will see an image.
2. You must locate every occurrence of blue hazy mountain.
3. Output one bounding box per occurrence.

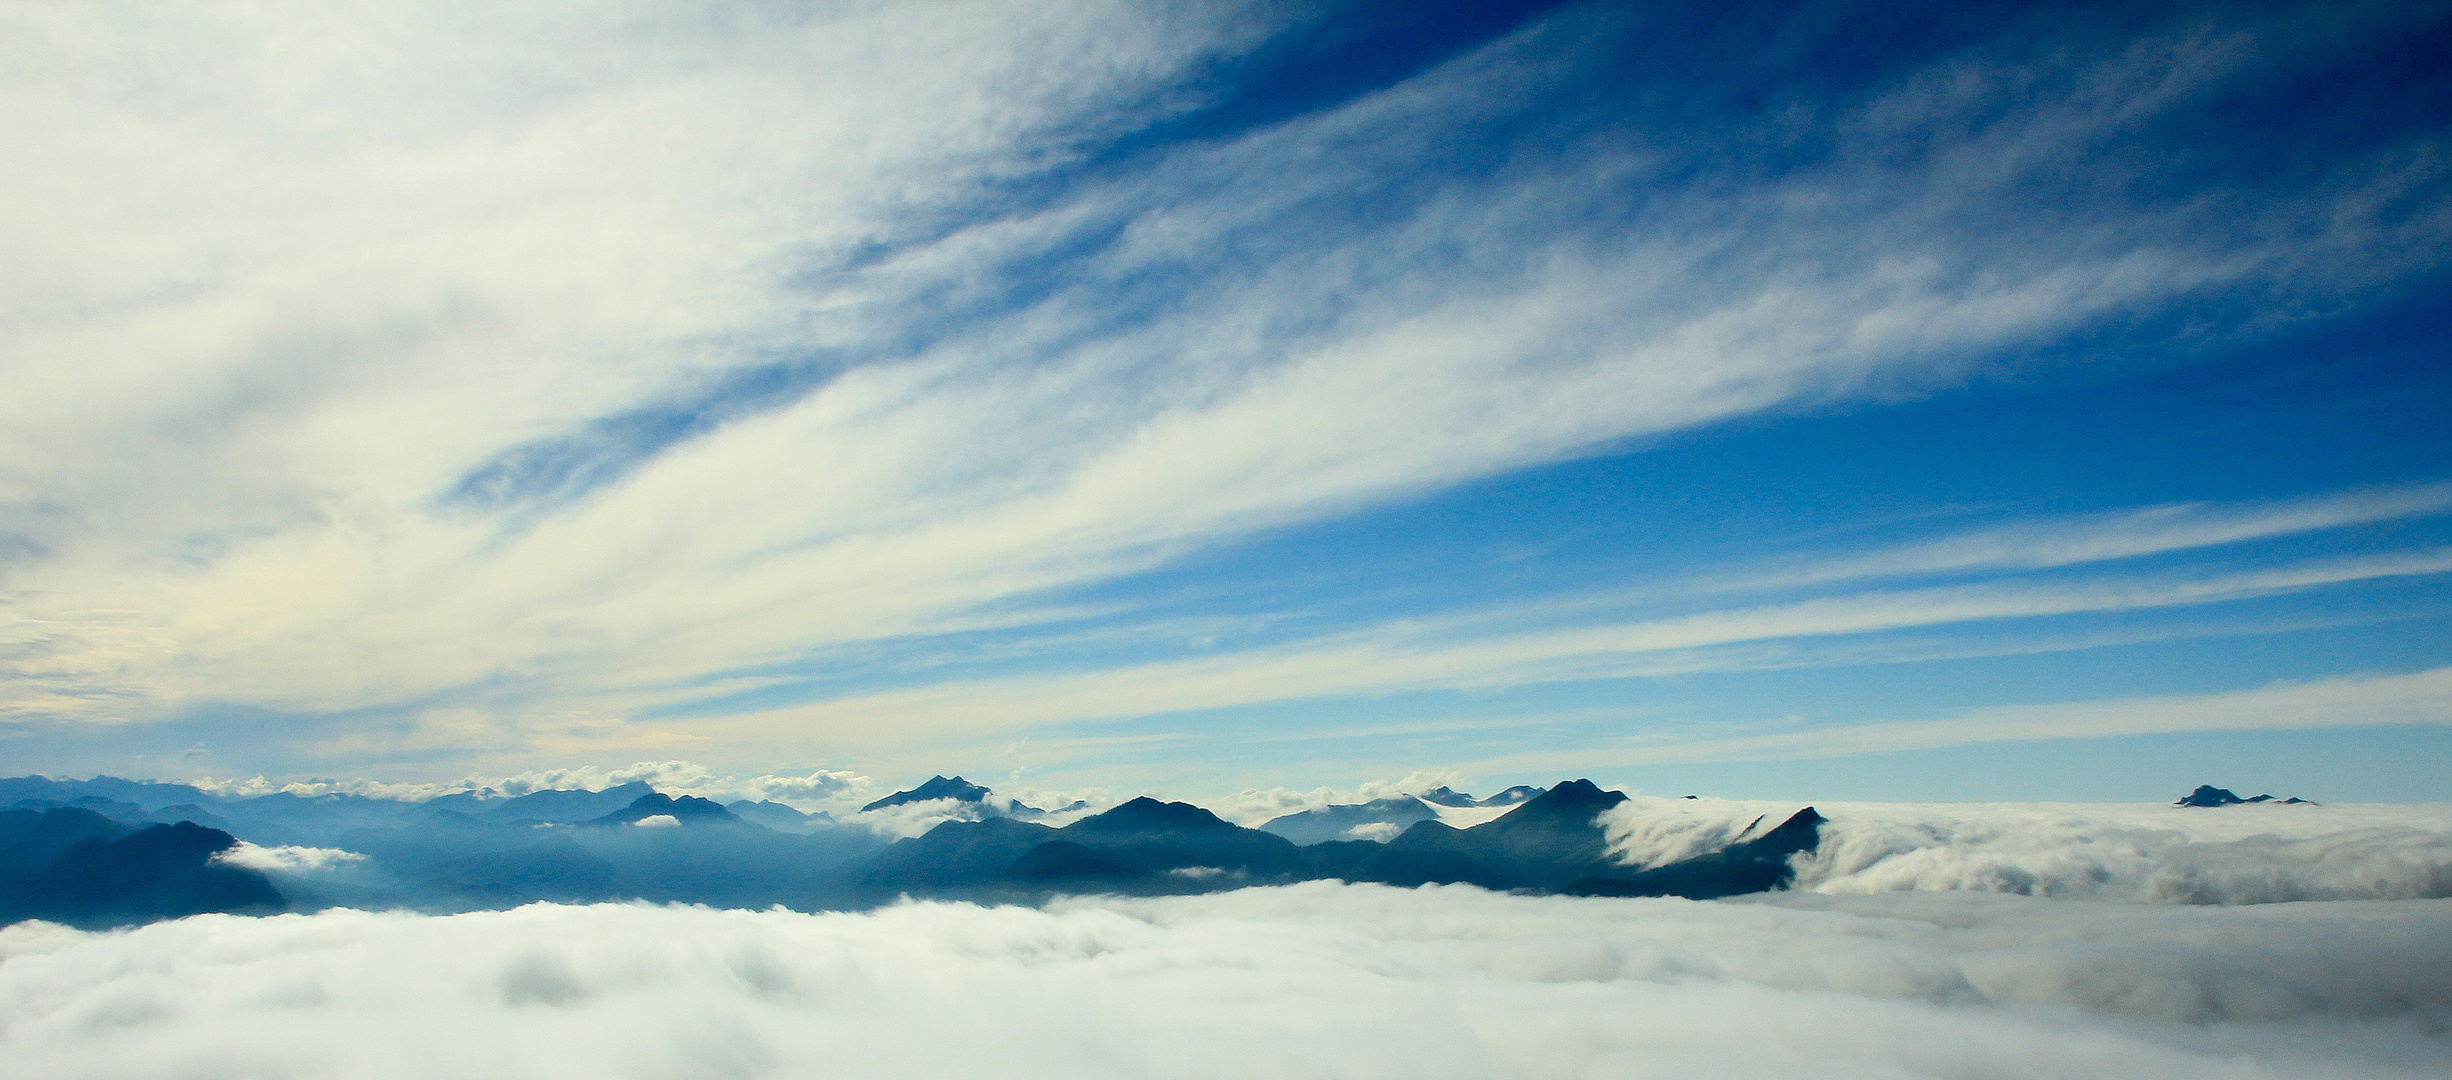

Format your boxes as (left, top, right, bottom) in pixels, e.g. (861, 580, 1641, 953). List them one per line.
(861, 775, 992, 812)
(484, 782, 661, 823)
(0, 774, 1835, 927)
(584, 792, 745, 826)
(1564, 808, 1826, 900)
(727, 800, 832, 831)
(2176, 784, 2313, 807)
(1259, 797, 1437, 844)
(0, 816, 282, 928)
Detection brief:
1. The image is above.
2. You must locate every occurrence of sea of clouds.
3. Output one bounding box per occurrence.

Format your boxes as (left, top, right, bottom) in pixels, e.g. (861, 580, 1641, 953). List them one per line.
(1603, 798, 2452, 905)
(2, 883, 2447, 1080)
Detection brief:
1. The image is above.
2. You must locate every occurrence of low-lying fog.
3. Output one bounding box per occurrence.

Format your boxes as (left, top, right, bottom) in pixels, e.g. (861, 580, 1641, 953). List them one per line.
(4, 884, 2446, 1080)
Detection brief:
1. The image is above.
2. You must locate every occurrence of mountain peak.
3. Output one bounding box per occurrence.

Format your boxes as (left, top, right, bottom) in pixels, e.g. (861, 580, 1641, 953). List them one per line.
(862, 776, 992, 813)
(1065, 796, 1234, 835)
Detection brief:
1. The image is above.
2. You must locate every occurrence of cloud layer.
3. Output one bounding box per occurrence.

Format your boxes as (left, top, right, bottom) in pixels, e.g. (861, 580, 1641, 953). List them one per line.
(1603, 796, 2452, 904)
(4, 0, 2447, 784)
(2, 885, 2447, 1079)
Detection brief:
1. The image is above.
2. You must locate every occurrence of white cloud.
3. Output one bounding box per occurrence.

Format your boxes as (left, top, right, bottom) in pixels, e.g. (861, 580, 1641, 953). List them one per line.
(0, 1, 2444, 779)
(211, 842, 367, 874)
(1741, 484, 2452, 588)
(628, 815, 680, 829)
(186, 760, 873, 810)
(1598, 794, 2452, 905)
(0, 886, 2446, 1078)
(686, 552, 2452, 749)
(1472, 665, 2452, 773)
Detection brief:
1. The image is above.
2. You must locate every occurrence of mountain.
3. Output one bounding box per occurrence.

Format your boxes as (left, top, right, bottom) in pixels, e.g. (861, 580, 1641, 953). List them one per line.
(1417, 786, 1479, 807)
(1345, 779, 1630, 890)
(727, 800, 831, 830)
(0, 821, 283, 928)
(1259, 797, 1437, 845)
(1565, 808, 1826, 900)
(584, 793, 747, 827)
(862, 776, 992, 812)
(1053, 797, 1306, 880)
(2177, 784, 2312, 806)
(860, 817, 1059, 895)
(1, 806, 135, 876)
(485, 782, 662, 823)
(1479, 785, 1544, 806)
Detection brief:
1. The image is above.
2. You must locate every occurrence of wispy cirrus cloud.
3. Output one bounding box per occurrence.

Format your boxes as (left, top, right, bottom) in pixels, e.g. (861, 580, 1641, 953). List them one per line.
(2, 1, 2446, 779)
(1470, 665, 2452, 773)
(660, 546, 2452, 757)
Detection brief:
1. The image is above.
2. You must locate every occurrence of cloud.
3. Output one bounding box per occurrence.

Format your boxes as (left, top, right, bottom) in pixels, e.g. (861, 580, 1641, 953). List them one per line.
(689, 551, 2452, 749)
(1599, 794, 2452, 905)
(3, 1, 2445, 777)
(1738, 483, 2452, 589)
(1472, 665, 2452, 772)
(185, 760, 873, 810)
(211, 842, 367, 874)
(1, 885, 2446, 1078)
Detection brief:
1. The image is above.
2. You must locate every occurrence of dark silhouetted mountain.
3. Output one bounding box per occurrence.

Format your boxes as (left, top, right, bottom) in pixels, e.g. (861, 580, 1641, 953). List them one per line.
(1049, 797, 1304, 879)
(862, 776, 991, 812)
(1008, 799, 1088, 821)
(1565, 808, 1826, 900)
(484, 782, 659, 823)
(1, 806, 136, 876)
(1417, 786, 1479, 807)
(1009, 840, 1152, 886)
(1363, 779, 1628, 889)
(1259, 797, 1436, 845)
(727, 800, 831, 831)
(861, 817, 1060, 894)
(2178, 785, 2313, 807)
(585, 793, 745, 827)
(1, 821, 282, 928)
(1479, 785, 1544, 806)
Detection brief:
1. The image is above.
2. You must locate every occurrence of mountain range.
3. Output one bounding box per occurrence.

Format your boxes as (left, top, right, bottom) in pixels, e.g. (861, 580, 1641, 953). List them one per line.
(2, 772, 1846, 927)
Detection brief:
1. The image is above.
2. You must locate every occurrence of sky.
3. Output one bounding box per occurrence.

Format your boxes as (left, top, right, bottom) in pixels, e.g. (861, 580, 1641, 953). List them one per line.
(3, 0, 2450, 805)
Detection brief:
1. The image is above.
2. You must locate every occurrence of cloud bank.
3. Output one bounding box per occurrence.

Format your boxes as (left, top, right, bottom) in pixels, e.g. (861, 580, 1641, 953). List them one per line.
(1603, 796, 2452, 905)
(3, 0, 2446, 783)
(1, 886, 2446, 1079)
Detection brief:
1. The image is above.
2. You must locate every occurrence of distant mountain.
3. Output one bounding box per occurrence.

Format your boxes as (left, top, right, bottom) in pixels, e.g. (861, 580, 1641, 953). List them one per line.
(1318, 779, 1629, 890)
(1417, 786, 1479, 807)
(0, 820, 282, 928)
(727, 800, 831, 830)
(1, 806, 135, 877)
(862, 776, 992, 812)
(486, 782, 661, 823)
(860, 817, 1058, 894)
(1565, 808, 1825, 900)
(1259, 797, 1437, 845)
(2176, 785, 2313, 807)
(1053, 797, 1305, 880)
(0, 775, 219, 814)
(0, 774, 1841, 923)
(585, 793, 747, 827)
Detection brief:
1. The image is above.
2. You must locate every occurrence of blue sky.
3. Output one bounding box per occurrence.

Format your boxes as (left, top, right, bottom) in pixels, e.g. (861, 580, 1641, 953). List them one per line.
(3, 0, 2448, 804)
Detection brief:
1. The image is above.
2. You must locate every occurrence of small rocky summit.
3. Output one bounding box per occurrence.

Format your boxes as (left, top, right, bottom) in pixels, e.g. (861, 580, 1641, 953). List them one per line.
(2175, 784, 2313, 807)
(861, 775, 992, 812)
